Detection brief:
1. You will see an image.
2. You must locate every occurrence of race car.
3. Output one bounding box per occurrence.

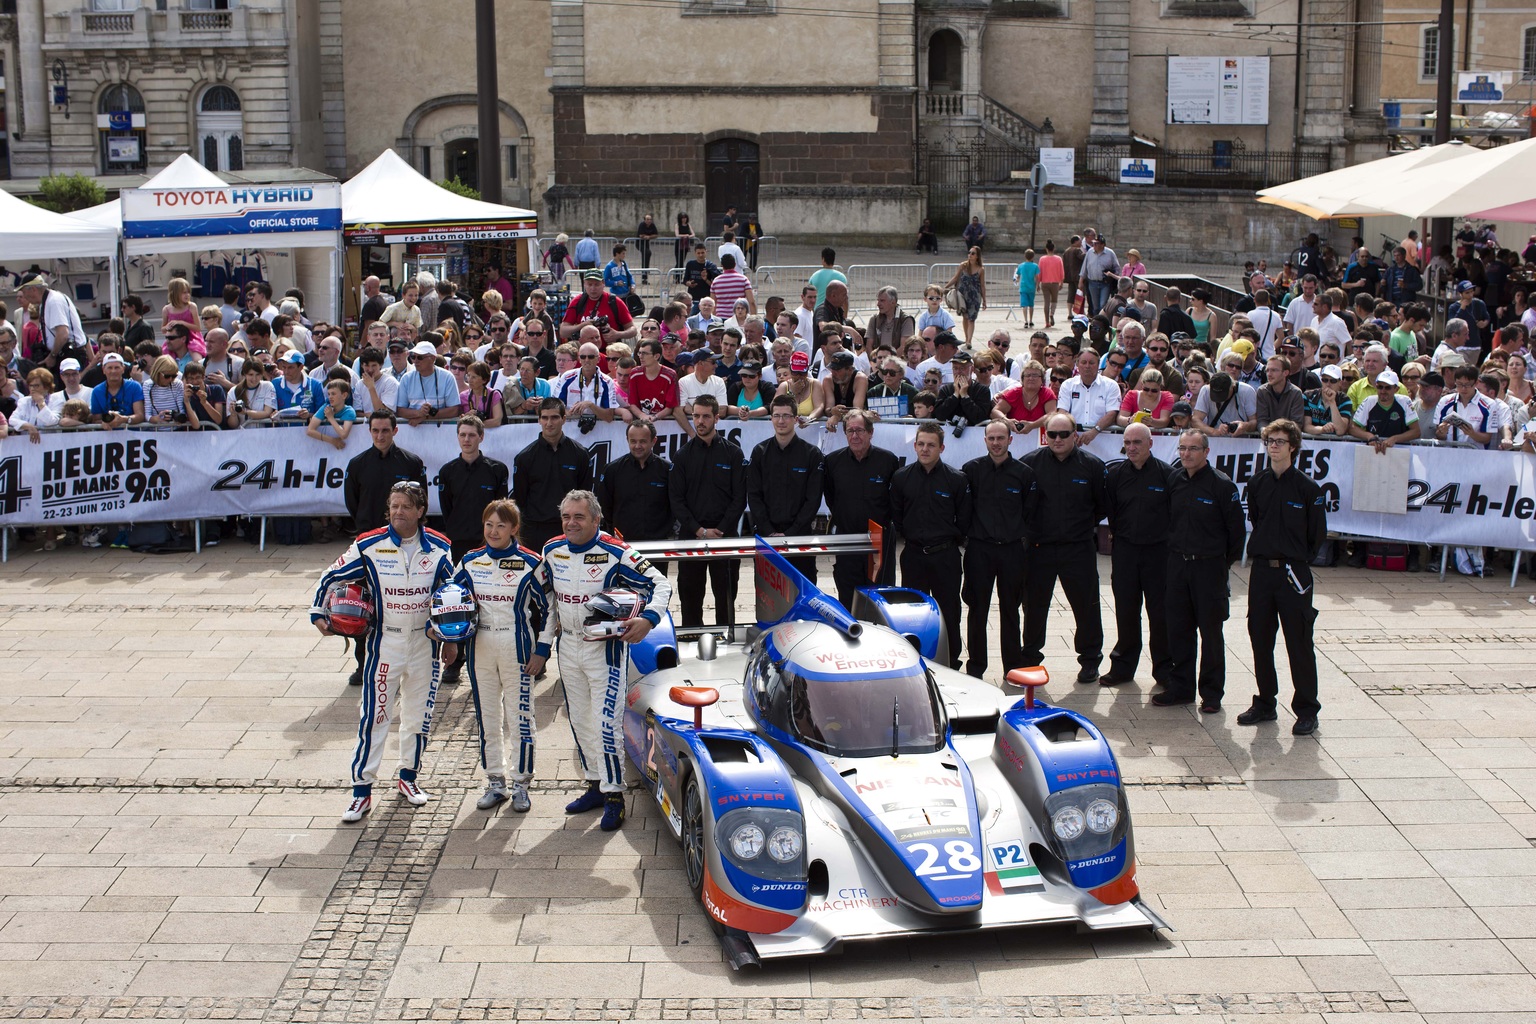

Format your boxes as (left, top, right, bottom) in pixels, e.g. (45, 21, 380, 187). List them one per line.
(620, 537, 1166, 966)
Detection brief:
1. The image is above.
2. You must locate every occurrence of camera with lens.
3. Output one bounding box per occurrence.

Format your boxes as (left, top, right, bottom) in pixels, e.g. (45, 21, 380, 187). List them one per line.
(950, 415, 968, 439)
(589, 314, 610, 333)
(234, 399, 246, 411)
(578, 410, 598, 434)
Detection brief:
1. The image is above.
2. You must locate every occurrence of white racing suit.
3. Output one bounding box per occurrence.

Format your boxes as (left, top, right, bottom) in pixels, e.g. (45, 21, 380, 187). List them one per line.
(311, 526, 456, 793)
(455, 543, 549, 783)
(535, 532, 671, 794)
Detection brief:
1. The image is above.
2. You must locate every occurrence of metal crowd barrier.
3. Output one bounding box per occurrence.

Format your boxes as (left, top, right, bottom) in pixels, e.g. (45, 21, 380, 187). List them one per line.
(845, 264, 931, 314)
(753, 265, 836, 294)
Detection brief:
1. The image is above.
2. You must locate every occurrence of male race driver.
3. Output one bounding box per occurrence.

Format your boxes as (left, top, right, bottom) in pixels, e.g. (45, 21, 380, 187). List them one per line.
(312, 481, 458, 822)
(526, 490, 671, 831)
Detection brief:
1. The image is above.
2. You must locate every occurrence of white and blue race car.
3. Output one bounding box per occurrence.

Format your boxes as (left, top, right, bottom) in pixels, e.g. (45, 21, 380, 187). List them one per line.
(621, 539, 1166, 966)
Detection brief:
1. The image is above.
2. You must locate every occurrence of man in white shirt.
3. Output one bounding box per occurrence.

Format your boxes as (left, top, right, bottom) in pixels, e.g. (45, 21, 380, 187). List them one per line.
(353, 348, 399, 417)
(1056, 347, 1123, 443)
(309, 334, 359, 386)
(793, 285, 818, 352)
(1282, 275, 1320, 335)
(17, 276, 86, 371)
(717, 232, 747, 270)
(1246, 289, 1286, 361)
(916, 331, 960, 386)
(677, 348, 728, 408)
(1310, 294, 1351, 355)
(47, 358, 91, 412)
(1433, 365, 1505, 449)
(1430, 319, 1472, 372)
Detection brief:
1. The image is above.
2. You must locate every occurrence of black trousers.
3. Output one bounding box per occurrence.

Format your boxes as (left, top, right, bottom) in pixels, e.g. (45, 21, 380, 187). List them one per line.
(1165, 554, 1230, 704)
(900, 543, 963, 669)
(679, 559, 739, 627)
(1108, 540, 1172, 684)
(1248, 561, 1321, 717)
(832, 529, 896, 609)
(636, 238, 652, 271)
(520, 519, 561, 555)
(1022, 541, 1102, 672)
(963, 540, 1025, 679)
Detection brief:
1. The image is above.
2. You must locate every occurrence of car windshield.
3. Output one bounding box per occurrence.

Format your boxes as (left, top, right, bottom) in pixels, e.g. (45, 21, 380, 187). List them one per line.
(787, 670, 945, 758)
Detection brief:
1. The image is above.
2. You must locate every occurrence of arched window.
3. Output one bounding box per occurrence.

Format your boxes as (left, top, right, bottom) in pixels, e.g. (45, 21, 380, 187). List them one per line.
(97, 82, 146, 174)
(927, 30, 963, 92)
(197, 85, 243, 171)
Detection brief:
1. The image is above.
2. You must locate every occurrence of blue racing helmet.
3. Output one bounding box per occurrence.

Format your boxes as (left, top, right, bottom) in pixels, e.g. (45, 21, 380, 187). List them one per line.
(427, 583, 478, 642)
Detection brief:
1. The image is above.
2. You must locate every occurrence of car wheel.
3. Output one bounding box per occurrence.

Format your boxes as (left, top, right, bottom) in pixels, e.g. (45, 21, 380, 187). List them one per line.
(683, 776, 706, 898)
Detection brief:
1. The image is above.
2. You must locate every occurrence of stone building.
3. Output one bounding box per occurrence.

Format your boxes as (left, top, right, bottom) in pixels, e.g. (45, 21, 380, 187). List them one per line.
(0, 0, 333, 181)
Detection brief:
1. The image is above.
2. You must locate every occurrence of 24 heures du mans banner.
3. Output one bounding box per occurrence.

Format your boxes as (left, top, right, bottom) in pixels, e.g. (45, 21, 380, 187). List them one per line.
(2, 421, 1533, 549)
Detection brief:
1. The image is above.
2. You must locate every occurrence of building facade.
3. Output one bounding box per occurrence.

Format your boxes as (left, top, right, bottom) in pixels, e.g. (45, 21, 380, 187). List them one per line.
(0, 0, 332, 182)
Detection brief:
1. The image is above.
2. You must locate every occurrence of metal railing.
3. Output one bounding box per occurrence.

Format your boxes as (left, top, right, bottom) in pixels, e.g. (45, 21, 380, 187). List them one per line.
(753, 266, 835, 293)
(845, 265, 932, 313)
(1076, 146, 1331, 189)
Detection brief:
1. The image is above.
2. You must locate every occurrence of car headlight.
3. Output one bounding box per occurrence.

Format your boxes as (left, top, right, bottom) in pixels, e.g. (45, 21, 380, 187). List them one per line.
(1052, 805, 1085, 841)
(730, 822, 765, 860)
(1085, 798, 1118, 834)
(766, 826, 803, 863)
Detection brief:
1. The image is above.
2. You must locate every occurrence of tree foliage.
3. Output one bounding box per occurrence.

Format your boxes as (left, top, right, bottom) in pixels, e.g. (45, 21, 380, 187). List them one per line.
(29, 174, 108, 213)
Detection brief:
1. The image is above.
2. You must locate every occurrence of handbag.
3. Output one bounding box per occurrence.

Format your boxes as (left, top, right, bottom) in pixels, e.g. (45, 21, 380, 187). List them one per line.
(1072, 293, 1086, 316)
(945, 288, 961, 311)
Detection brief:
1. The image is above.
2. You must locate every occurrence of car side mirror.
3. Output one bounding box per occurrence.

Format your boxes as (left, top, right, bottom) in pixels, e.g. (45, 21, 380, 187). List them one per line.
(1005, 666, 1049, 710)
(670, 684, 720, 729)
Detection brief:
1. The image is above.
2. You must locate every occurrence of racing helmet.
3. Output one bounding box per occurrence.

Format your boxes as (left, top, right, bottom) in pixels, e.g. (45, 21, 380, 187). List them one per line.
(581, 587, 648, 641)
(427, 583, 479, 642)
(322, 580, 374, 637)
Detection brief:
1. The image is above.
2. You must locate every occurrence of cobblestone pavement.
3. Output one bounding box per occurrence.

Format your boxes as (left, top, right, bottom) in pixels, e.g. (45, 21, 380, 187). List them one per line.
(4, 531, 1536, 1021)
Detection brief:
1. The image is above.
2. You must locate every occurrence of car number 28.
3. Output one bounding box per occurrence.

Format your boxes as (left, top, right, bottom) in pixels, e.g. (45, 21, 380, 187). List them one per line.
(910, 840, 982, 877)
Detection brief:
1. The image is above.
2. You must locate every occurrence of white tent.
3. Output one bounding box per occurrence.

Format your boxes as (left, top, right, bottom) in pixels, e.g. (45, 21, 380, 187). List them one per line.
(1362, 136, 1536, 221)
(1255, 142, 1478, 220)
(66, 154, 226, 233)
(0, 187, 119, 261)
(341, 149, 539, 239)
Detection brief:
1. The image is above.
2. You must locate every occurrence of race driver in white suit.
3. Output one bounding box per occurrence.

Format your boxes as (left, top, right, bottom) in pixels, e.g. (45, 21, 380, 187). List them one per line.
(526, 489, 671, 832)
(312, 481, 457, 823)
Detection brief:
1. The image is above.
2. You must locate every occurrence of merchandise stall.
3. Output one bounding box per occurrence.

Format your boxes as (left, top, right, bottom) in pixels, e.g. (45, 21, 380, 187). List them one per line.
(69, 155, 344, 327)
(0, 187, 121, 331)
(340, 149, 538, 325)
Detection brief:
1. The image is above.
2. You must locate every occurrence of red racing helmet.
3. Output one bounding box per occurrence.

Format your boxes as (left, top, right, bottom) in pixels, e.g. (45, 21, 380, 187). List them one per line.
(323, 580, 375, 637)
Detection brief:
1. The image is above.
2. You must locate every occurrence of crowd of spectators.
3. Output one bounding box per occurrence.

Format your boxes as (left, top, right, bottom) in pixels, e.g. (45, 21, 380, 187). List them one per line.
(3, 226, 1534, 568)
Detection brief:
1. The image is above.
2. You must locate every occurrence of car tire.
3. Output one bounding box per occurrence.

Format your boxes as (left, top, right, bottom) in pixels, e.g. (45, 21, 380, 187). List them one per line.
(682, 776, 725, 936)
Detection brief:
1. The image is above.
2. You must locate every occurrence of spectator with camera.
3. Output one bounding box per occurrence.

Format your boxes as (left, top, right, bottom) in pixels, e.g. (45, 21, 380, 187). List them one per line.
(181, 362, 225, 430)
(560, 270, 636, 348)
(554, 339, 622, 430)
(90, 353, 145, 429)
(395, 340, 462, 426)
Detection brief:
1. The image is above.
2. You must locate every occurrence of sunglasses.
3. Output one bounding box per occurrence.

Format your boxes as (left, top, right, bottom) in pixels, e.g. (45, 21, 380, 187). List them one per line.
(230, 347, 248, 354)
(579, 354, 599, 361)
(526, 331, 545, 337)
(1148, 347, 1169, 354)
(1045, 430, 1074, 440)
(201, 314, 220, 320)
(882, 368, 903, 375)
(1109, 361, 1127, 369)
(739, 372, 759, 379)
(994, 341, 1010, 349)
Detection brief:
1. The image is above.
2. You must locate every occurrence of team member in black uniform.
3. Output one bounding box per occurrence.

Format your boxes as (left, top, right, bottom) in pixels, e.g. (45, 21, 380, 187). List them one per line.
(436, 413, 511, 685)
(512, 398, 593, 552)
(595, 419, 674, 572)
(1239, 418, 1327, 735)
(747, 394, 825, 581)
(1101, 422, 1174, 688)
(891, 421, 971, 669)
(342, 410, 429, 686)
(1157, 429, 1245, 712)
(1021, 412, 1108, 683)
(438, 415, 511, 563)
(822, 409, 898, 607)
(671, 395, 747, 625)
(961, 420, 1031, 679)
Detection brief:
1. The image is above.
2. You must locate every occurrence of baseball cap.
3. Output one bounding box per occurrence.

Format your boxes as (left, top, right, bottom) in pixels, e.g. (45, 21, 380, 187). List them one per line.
(239, 310, 256, 324)
(707, 318, 726, 332)
(283, 350, 306, 364)
(1422, 371, 1445, 387)
(1170, 400, 1193, 417)
(690, 348, 716, 363)
(1172, 332, 1193, 343)
(101, 352, 126, 367)
(950, 349, 973, 364)
(738, 361, 762, 376)
(1070, 314, 1090, 330)
(934, 331, 959, 349)
(1457, 280, 1475, 293)
(675, 350, 694, 367)
(1375, 369, 1400, 387)
(1230, 339, 1255, 358)
(410, 341, 437, 357)
(1279, 337, 1302, 351)
(1319, 364, 1343, 381)
(1438, 352, 1466, 368)
(789, 351, 811, 373)
(18, 275, 48, 291)
(59, 358, 81, 372)
(387, 340, 408, 352)
(1209, 372, 1234, 401)
(583, 270, 603, 281)
(830, 351, 856, 369)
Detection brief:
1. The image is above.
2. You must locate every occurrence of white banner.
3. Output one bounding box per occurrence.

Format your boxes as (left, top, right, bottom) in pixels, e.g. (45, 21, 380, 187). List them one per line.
(2, 424, 1534, 550)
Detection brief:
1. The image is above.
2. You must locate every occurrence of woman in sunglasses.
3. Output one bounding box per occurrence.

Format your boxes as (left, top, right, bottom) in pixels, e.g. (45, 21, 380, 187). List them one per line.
(1117, 367, 1173, 428)
(727, 361, 771, 420)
